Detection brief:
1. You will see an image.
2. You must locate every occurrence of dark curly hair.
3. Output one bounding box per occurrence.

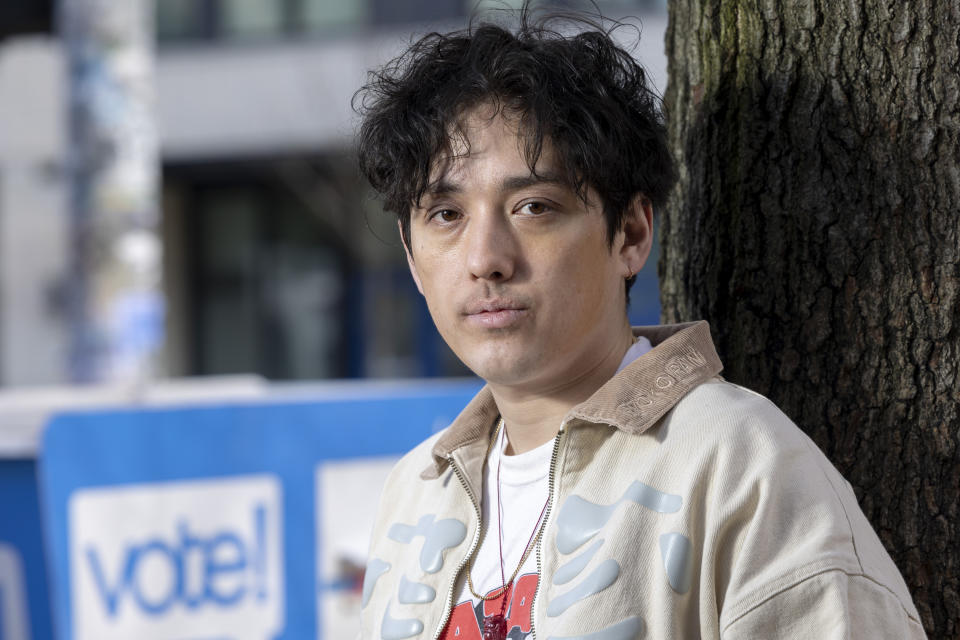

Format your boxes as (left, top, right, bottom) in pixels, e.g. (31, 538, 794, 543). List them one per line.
(354, 10, 675, 262)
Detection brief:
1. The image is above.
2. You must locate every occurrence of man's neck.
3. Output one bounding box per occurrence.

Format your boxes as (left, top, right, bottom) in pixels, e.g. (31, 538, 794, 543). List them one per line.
(489, 327, 635, 455)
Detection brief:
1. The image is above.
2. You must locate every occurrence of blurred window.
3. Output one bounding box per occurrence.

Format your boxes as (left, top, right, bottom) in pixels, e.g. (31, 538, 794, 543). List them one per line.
(181, 174, 351, 380)
(469, 0, 525, 13)
(156, 0, 208, 41)
(157, 0, 371, 43)
(195, 188, 262, 374)
(220, 0, 286, 40)
(468, 0, 667, 15)
(0, 0, 53, 40)
(301, 0, 368, 32)
(370, 0, 463, 26)
(155, 0, 666, 44)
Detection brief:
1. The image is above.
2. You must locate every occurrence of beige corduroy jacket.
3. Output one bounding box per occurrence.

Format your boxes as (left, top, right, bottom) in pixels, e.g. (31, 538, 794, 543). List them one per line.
(359, 321, 926, 639)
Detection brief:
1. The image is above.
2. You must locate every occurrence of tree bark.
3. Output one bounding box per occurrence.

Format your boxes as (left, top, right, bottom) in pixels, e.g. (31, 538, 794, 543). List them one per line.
(662, 0, 959, 636)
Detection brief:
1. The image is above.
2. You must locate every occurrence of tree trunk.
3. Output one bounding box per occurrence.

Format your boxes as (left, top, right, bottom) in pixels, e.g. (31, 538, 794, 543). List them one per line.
(661, 1, 959, 636)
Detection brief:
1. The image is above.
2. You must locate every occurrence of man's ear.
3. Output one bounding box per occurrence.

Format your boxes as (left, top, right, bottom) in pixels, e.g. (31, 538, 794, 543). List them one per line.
(400, 220, 425, 295)
(618, 193, 654, 277)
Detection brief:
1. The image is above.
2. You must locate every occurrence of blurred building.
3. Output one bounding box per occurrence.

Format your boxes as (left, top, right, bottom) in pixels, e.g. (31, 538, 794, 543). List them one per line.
(0, 0, 667, 388)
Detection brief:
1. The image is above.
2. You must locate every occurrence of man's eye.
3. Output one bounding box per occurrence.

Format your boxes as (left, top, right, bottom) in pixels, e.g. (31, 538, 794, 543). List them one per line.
(432, 209, 460, 222)
(519, 202, 549, 215)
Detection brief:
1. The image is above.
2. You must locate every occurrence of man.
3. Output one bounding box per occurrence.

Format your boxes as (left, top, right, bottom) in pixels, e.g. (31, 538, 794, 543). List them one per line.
(353, 12, 925, 640)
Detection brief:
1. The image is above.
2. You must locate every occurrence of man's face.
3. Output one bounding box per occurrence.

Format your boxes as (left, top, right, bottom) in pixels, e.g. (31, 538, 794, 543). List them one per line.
(404, 109, 649, 393)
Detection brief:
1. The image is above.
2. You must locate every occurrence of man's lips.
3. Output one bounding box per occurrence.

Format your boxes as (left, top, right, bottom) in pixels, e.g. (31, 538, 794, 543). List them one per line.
(462, 299, 529, 328)
(462, 299, 527, 315)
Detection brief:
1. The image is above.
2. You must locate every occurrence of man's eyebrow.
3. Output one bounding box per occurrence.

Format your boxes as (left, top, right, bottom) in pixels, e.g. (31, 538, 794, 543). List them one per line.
(423, 172, 567, 199)
(423, 179, 460, 197)
(499, 172, 566, 192)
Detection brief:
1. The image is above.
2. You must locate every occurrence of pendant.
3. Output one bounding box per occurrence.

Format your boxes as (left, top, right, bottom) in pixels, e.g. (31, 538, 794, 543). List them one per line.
(483, 614, 508, 640)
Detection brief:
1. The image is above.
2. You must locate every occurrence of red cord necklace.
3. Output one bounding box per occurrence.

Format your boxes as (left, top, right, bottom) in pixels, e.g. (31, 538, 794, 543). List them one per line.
(465, 418, 550, 640)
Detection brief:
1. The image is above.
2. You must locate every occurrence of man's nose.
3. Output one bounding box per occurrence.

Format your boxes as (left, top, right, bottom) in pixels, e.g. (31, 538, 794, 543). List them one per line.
(465, 211, 517, 282)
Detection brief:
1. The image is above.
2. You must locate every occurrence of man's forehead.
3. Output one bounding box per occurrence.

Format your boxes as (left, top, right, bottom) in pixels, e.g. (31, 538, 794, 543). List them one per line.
(426, 110, 561, 190)
(436, 111, 524, 164)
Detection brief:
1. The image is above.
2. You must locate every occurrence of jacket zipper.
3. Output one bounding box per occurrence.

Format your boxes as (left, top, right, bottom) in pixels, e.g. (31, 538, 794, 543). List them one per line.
(530, 425, 566, 640)
(432, 456, 483, 640)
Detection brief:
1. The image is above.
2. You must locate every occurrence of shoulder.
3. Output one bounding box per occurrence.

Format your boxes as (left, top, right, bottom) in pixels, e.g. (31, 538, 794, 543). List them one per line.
(572, 377, 817, 493)
(658, 377, 815, 461)
(651, 379, 922, 630)
(653, 378, 851, 534)
(667, 377, 796, 431)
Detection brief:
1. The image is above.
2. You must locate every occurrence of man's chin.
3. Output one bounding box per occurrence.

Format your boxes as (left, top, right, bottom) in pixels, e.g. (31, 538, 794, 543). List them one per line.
(461, 353, 545, 388)
(445, 330, 546, 382)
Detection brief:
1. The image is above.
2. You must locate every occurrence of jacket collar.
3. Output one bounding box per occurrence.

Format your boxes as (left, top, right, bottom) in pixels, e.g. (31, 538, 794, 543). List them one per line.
(422, 321, 723, 479)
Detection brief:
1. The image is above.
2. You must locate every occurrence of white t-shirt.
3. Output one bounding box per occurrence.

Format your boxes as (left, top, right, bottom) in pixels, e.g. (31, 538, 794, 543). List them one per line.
(439, 337, 652, 638)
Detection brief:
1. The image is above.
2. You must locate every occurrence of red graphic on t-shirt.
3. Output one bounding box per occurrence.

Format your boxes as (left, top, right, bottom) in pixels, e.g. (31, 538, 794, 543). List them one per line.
(440, 573, 539, 639)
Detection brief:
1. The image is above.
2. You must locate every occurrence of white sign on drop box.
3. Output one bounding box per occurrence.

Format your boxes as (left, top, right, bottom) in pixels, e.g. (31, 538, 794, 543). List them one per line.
(68, 474, 284, 640)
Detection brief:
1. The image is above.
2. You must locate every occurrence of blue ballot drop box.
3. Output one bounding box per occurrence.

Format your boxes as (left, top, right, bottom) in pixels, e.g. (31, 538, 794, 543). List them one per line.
(30, 379, 481, 640)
